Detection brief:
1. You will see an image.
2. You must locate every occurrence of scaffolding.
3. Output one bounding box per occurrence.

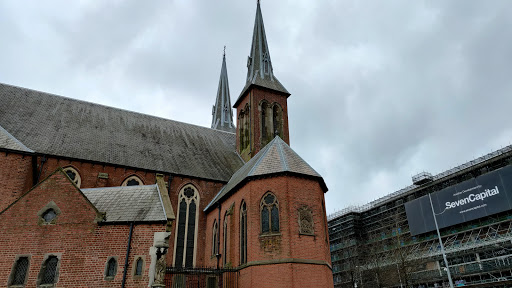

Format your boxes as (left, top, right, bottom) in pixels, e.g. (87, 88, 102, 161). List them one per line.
(328, 145, 512, 288)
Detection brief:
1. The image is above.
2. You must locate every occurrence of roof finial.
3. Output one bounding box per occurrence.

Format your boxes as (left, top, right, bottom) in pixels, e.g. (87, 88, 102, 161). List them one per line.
(223, 45, 226, 57)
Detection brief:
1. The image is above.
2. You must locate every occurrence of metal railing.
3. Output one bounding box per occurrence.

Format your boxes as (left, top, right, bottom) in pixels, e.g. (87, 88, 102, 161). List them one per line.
(165, 266, 239, 288)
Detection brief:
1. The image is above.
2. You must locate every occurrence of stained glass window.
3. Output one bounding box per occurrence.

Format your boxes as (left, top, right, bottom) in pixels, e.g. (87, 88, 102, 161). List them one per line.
(174, 185, 199, 268)
(260, 192, 279, 233)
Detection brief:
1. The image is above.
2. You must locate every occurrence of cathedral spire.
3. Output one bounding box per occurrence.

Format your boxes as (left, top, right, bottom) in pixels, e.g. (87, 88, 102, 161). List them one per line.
(234, 1, 289, 106)
(211, 48, 235, 133)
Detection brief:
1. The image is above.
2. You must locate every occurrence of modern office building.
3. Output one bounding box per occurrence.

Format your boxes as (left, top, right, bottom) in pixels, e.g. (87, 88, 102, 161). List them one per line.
(328, 145, 512, 288)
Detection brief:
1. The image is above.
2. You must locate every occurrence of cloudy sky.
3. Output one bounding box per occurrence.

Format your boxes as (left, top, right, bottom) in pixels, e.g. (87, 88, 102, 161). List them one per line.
(1, 1, 512, 215)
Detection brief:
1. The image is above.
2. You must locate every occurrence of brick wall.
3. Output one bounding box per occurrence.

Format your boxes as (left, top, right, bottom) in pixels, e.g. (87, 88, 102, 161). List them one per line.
(0, 152, 33, 211)
(37, 156, 158, 189)
(0, 170, 166, 288)
(204, 175, 333, 287)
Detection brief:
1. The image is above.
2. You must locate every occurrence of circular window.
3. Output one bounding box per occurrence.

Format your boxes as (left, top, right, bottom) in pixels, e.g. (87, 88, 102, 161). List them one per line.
(63, 167, 81, 188)
(122, 176, 143, 186)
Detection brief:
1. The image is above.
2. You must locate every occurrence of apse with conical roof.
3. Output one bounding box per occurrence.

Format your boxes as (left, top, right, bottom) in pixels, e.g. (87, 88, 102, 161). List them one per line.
(211, 50, 235, 133)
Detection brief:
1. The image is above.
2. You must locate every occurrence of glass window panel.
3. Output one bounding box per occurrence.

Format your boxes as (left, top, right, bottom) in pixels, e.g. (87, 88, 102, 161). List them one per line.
(11, 257, 29, 285)
(135, 258, 143, 276)
(65, 170, 76, 181)
(271, 205, 279, 232)
(106, 258, 117, 277)
(185, 201, 196, 267)
(175, 200, 187, 267)
(262, 208, 269, 233)
(41, 256, 58, 284)
(264, 194, 274, 204)
(127, 179, 140, 186)
(43, 209, 57, 222)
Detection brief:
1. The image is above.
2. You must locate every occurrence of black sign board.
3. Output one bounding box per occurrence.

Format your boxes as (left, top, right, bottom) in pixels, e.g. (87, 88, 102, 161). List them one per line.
(405, 165, 512, 236)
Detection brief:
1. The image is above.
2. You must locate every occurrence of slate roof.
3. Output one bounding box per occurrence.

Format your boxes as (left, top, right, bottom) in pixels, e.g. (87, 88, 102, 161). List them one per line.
(211, 53, 236, 133)
(234, 1, 289, 107)
(0, 124, 33, 152)
(205, 136, 327, 211)
(0, 83, 244, 182)
(82, 185, 167, 223)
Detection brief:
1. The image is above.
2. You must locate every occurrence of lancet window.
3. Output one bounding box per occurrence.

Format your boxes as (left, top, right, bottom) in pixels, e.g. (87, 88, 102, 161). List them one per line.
(174, 185, 200, 268)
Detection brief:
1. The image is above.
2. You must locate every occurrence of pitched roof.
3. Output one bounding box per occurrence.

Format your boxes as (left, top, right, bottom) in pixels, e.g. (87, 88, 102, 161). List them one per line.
(205, 136, 327, 211)
(234, 1, 289, 107)
(211, 52, 236, 133)
(0, 83, 244, 182)
(82, 185, 167, 223)
(0, 124, 33, 153)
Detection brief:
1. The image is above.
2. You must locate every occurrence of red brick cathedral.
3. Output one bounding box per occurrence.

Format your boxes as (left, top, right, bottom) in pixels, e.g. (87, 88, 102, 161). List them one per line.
(0, 2, 333, 287)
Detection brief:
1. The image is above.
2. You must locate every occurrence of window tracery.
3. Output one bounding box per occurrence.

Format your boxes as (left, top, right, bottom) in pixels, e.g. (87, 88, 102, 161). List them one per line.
(63, 166, 81, 188)
(174, 185, 200, 268)
(260, 192, 279, 234)
(122, 175, 143, 186)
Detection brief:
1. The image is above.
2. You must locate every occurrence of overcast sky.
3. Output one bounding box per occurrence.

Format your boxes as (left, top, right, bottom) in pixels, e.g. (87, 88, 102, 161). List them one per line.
(1, 1, 512, 215)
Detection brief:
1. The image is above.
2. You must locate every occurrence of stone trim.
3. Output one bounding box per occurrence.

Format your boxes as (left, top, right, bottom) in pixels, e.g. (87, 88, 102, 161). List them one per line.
(36, 253, 62, 288)
(7, 254, 31, 288)
(104, 256, 118, 281)
(131, 256, 146, 279)
(36, 202, 61, 226)
(239, 258, 332, 271)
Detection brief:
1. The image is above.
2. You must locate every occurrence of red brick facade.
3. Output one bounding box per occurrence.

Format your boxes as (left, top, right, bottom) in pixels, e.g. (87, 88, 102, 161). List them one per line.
(204, 176, 333, 287)
(0, 152, 33, 211)
(0, 170, 166, 287)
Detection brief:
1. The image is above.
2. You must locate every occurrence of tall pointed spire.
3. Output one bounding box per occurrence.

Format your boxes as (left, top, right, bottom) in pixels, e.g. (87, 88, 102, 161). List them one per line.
(234, 1, 289, 106)
(211, 48, 235, 133)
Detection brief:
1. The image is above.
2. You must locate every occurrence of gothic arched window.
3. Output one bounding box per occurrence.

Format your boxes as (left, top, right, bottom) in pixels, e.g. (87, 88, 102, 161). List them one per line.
(240, 201, 247, 265)
(174, 185, 200, 268)
(9, 256, 29, 286)
(223, 213, 228, 266)
(122, 175, 143, 186)
(105, 257, 117, 279)
(63, 166, 81, 187)
(134, 257, 143, 276)
(38, 255, 59, 285)
(260, 100, 271, 146)
(212, 219, 218, 256)
(272, 104, 283, 138)
(261, 192, 279, 234)
(239, 110, 245, 149)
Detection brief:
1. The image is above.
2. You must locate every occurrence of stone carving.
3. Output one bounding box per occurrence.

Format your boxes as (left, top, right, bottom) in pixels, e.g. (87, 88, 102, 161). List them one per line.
(298, 206, 314, 235)
(150, 232, 171, 288)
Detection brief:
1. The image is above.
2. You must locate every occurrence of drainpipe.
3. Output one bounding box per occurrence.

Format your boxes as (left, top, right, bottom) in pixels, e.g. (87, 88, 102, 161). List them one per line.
(121, 222, 135, 288)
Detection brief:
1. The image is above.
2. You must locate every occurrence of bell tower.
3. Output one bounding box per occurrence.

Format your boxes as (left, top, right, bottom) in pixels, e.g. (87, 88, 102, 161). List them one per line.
(233, 1, 291, 161)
